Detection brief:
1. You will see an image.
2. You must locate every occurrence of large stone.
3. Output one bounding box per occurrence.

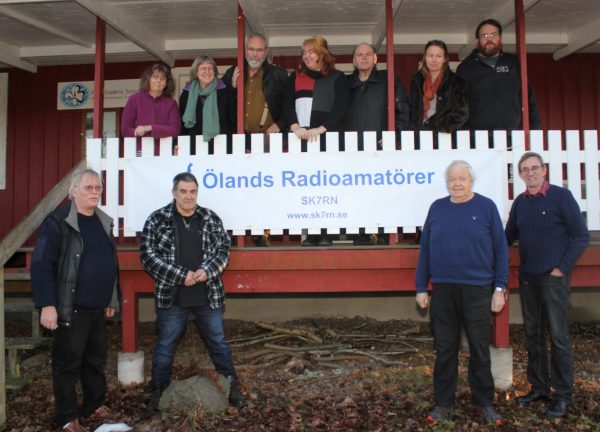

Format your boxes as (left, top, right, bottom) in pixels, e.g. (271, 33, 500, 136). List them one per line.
(158, 374, 230, 413)
(21, 352, 50, 371)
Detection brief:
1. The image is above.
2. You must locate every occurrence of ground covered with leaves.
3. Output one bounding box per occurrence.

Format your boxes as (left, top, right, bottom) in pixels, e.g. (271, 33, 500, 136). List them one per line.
(6, 317, 600, 431)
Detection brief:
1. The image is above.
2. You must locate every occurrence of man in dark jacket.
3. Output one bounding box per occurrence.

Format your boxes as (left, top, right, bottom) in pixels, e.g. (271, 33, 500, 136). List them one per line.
(222, 33, 289, 135)
(457, 18, 541, 133)
(31, 168, 120, 432)
(344, 43, 409, 148)
(222, 33, 288, 246)
(140, 172, 245, 410)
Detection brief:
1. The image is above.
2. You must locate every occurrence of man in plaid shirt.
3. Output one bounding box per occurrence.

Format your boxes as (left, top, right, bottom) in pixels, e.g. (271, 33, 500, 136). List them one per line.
(140, 172, 244, 409)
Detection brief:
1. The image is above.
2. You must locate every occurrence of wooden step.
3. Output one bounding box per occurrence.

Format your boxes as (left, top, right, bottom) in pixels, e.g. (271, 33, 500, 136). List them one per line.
(5, 336, 51, 390)
(3, 272, 31, 281)
(4, 301, 35, 314)
(5, 336, 50, 350)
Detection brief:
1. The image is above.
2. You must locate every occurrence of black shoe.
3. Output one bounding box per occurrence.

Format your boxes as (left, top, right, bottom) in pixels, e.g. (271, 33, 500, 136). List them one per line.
(253, 235, 270, 247)
(545, 400, 569, 417)
(516, 390, 552, 407)
(147, 385, 166, 412)
(479, 406, 503, 425)
(426, 406, 451, 422)
(228, 381, 246, 408)
(318, 237, 332, 246)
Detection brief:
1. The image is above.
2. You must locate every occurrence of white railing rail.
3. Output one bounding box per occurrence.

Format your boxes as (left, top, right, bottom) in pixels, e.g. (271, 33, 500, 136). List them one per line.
(87, 130, 599, 237)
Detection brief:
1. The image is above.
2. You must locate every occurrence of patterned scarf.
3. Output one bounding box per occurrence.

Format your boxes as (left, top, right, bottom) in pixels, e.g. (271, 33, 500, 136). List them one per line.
(422, 71, 443, 122)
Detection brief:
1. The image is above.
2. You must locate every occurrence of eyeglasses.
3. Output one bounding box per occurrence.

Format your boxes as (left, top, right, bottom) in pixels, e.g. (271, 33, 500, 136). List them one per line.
(479, 32, 499, 40)
(247, 47, 266, 53)
(197, 66, 214, 73)
(151, 74, 167, 81)
(80, 185, 103, 193)
(520, 166, 542, 174)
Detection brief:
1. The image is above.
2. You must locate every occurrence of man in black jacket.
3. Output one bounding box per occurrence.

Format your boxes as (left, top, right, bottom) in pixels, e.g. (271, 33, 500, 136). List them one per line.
(344, 42, 409, 148)
(31, 168, 120, 432)
(457, 19, 541, 133)
(222, 33, 289, 136)
(344, 43, 409, 245)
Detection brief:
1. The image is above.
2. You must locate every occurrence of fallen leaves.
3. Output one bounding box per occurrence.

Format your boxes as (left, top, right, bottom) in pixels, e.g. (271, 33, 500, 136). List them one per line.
(4, 318, 600, 431)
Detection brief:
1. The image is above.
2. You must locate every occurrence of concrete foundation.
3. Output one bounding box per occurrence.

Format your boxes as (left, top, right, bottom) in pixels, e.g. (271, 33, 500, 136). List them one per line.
(117, 351, 145, 385)
(134, 289, 600, 323)
(490, 346, 513, 391)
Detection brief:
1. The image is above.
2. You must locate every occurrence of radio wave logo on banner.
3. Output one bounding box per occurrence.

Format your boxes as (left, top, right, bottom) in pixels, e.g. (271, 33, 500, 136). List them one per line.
(60, 83, 90, 108)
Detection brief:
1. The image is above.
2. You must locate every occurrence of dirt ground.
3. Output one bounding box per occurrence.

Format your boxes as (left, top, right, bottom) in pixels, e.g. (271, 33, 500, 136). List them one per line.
(5, 317, 600, 431)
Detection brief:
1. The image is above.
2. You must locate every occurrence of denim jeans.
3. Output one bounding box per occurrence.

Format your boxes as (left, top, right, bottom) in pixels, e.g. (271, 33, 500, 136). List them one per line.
(52, 310, 107, 427)
(520, 275, 573, 402)
(151, 305, 237, 390)
(430, 283, 495, 407)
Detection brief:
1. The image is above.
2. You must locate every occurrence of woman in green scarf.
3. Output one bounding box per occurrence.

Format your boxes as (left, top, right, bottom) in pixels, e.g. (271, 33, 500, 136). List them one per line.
(179, 55, 232, 153)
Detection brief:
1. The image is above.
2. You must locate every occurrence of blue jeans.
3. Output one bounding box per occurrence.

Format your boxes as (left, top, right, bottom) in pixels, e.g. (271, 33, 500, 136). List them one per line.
(520, 275, 573, 402)
(151, 305, 237, 390)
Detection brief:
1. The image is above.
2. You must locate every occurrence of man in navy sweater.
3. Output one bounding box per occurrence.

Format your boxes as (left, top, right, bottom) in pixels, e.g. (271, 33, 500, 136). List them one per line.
(32, 168, 120, 432)
(416, 160, 508, 425)
(506, 152, 589, 417)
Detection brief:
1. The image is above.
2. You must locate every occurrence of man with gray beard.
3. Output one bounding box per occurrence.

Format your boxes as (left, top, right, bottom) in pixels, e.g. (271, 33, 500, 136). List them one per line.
(223, 33, 289, 136)
(223, 33, 288, 246)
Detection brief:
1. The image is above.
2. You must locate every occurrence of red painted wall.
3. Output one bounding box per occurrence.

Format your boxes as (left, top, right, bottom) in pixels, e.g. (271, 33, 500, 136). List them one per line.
(1, 53, 599, 242)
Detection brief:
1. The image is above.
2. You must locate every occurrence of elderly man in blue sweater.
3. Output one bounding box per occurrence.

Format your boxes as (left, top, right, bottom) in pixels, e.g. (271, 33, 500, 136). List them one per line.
(416, 160, 508, 425)
(506, 152, 589, 418)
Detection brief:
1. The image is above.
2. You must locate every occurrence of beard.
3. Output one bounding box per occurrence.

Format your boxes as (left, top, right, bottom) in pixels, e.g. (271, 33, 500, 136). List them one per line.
(246, 57, 266, 69)
(478, 41, 501, 57)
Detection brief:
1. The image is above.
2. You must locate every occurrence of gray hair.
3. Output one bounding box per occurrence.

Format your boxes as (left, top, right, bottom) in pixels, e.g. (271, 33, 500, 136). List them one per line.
(188, 55, 219, 82)
(68, 168, 102, 199)
(445, 160, 475, 189)
(172, 172, 198, 191)
(518, 151, 544, 172)
(247, 33, 268, 49)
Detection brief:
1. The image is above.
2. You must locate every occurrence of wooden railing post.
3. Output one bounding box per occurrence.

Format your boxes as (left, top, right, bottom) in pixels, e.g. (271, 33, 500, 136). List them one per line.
(93, 17, 106, 141)
(236, 3, 246, 247)
(515, 0, 531, 150)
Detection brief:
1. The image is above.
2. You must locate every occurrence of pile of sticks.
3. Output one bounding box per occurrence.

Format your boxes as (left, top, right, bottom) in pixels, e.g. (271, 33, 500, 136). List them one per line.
(231, 322, 433, 368)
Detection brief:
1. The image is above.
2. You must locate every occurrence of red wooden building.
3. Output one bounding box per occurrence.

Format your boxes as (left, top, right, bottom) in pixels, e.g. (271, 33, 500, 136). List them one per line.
(0, 0, 599, 422)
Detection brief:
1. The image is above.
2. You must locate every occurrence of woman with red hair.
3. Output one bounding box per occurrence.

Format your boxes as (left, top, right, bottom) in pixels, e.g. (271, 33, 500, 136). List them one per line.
(284, 35, 349, 143)
(283, 36, 349, 246)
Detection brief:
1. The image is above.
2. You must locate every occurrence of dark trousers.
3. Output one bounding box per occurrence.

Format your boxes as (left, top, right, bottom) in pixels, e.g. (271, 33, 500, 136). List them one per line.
(52, 310, 107, 427)
(430, 283, 495, 407)
(151, 305, 237, 390)
(520, 275, 573, 402)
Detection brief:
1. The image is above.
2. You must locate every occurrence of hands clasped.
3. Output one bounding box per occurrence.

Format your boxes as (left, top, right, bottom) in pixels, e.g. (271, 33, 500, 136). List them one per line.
(184, 269, 208, 286)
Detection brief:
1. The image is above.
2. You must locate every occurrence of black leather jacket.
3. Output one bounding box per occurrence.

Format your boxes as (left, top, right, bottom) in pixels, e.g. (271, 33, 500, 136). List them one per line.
(31, 203, 120, 326)
(222, 61, 289, 130)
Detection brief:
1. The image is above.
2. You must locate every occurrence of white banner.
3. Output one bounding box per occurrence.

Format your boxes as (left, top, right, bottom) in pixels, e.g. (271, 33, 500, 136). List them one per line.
(57, 79, 139, 110)
(123, 149, 506, 233)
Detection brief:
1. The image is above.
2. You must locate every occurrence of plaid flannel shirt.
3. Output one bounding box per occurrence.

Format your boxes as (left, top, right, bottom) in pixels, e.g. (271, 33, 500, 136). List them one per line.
(140, 201, 231, 309)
